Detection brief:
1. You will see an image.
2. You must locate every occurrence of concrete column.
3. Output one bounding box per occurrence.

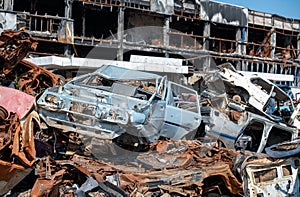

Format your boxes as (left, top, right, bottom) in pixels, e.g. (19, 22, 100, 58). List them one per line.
(297, 33, 300, 59)
(163, 16, 170, 47)
(82, 7, 86, 37)
(64, 45, 71, 57)
(235, 28, 241, 54)
(117, 7, 125, 61)
(241, 27, 247, 55)
(203, 22, 210, 50)
(164, 16, 170, 58)
(270, 28, 276, 59)
(64, 0, 73, 57)
(65, 0, 73, 19)
(2, 0, 13, 10)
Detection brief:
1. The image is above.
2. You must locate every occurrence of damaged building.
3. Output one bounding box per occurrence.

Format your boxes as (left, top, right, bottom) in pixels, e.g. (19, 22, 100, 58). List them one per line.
(0, 0, 298, 85)
(0, 2, 295, 124)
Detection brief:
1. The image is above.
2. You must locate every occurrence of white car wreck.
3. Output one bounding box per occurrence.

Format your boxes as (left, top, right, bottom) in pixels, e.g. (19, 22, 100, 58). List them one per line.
(198, 63, 299, 153)
(37, 65, 201, 146)
(200, 98, 298, 153)
(218, 63, 296, 124)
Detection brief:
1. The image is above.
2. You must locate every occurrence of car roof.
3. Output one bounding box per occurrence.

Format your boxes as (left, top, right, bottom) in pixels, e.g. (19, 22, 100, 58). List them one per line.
(95, 65, 162, 81)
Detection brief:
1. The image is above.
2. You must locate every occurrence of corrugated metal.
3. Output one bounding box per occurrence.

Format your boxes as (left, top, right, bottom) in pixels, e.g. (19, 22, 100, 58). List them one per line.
(150, 0, 174, 15)
(248, 10, 273, 27)
(248, 10, 300, 31)
(200, 0, 248, 27)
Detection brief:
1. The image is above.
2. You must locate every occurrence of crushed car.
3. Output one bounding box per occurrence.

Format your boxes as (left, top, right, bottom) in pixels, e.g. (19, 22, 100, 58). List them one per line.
(37, 65, 201, 147)
(0, 86, 40, 195)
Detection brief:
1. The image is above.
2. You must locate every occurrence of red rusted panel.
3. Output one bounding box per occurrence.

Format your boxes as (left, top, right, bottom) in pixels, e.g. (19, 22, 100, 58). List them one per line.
(0, 86, 34, 119)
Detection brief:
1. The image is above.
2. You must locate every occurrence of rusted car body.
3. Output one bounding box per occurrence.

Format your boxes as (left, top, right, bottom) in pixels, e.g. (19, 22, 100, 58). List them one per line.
(0, 30, 61, 96)
(0, 30, 37, 75)
(243, 157, 300, 197)
(16, 59, 61, 96)
(0, 86, 40, 195)
(37, 65, 201, 144)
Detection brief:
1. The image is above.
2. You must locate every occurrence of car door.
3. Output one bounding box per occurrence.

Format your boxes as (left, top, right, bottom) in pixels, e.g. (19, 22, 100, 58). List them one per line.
(160, 81, 201, 140)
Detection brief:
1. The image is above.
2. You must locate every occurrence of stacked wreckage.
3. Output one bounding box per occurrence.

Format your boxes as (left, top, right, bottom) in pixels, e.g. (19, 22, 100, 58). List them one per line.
(0, 30, 300, 197)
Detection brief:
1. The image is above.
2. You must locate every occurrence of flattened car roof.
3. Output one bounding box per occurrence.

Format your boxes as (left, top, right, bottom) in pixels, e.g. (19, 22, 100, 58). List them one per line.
(95, 65, 162, 81)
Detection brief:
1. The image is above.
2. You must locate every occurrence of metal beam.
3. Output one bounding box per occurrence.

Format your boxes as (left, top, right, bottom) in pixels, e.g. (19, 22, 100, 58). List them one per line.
(25, 56, 190, 74)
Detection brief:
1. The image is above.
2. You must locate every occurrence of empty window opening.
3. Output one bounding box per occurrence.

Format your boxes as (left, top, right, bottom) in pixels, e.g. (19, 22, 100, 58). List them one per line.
(254, 168, 277, 183)
(265, 127, 292, 150)
(241, 121, 264, 152)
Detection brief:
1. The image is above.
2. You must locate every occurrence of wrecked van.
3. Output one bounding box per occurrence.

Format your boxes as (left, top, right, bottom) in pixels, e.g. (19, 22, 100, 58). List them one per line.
(37, 65, 201, 145)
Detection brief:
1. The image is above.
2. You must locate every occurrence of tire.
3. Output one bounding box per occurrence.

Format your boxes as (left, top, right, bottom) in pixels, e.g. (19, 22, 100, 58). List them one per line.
(0, 106, 8, 120)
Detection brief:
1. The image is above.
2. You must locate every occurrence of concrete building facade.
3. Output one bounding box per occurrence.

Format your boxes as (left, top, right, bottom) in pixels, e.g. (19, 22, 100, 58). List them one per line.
(0, 0, 299, 86)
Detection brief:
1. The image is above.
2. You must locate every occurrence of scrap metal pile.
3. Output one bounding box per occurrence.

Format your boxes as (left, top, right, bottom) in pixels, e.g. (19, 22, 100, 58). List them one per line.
(0, 30, 299, 196)
(0, 30, 61, 96)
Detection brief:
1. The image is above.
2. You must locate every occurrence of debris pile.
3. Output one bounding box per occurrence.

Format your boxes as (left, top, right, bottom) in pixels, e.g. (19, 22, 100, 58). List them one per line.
(0, 30, 299, 196)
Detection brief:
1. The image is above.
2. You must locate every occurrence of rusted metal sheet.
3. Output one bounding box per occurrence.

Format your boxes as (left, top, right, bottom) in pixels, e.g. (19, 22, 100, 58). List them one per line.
(30, 159, 65, 197)
(4, 135, 298, 196)
(49, 140, 243, 196)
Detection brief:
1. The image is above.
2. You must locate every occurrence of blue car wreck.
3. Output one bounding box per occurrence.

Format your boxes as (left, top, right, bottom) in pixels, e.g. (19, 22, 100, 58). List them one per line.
(37, 65, 201, 146)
